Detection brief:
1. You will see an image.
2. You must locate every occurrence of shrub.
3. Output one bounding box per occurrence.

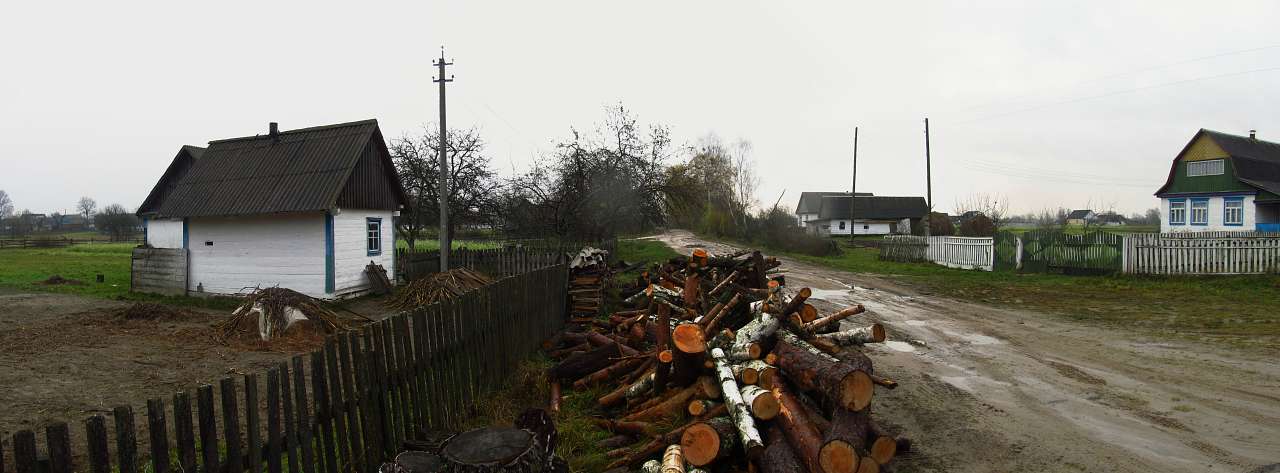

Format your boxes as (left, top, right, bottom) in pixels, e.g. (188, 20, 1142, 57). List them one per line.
(914, 212, 954, 236)
(959, 215, 996, 237)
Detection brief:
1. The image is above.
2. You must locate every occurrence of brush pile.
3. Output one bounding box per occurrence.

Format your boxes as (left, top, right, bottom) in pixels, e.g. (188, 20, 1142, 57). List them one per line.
(220, 287, 348, 341)
(543, 248, 909, 473)
(568, 247, 612, 318)
(387, 268, 494, 311)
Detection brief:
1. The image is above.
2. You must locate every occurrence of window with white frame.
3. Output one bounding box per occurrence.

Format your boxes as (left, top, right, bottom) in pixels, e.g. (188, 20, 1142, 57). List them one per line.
(1224, 198, 1244, 225)
(1187, 159, 1225, 177)
(1190, 199, 1209, 225)
(366, 218, 382, 255)
(1169, 200, 1186, 224)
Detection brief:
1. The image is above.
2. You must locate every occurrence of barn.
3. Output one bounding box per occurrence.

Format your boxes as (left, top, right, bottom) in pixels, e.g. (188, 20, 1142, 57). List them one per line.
(136, 119, 407, 299)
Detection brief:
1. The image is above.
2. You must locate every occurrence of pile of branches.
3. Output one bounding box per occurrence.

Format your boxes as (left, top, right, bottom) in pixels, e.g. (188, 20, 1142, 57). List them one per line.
(543, 249, 908, 473)
(386, 268, 493, 310)
(220, 287, 348, 341)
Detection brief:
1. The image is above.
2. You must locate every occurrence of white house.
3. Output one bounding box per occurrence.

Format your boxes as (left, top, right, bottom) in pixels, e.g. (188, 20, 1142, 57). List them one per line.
(794, 191, 871, 227)
(136, 120, 407, 299)
(801, 195, 928, 236)
(1154, 129, 1280, 233)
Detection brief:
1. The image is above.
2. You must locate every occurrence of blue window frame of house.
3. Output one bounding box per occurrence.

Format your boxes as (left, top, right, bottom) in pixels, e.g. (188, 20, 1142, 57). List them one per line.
(366, 217, 382, 256)
(1189, 198, 1209, 226)
(1224, 197, 1244, 226)
(1168, 199, 1186, 225)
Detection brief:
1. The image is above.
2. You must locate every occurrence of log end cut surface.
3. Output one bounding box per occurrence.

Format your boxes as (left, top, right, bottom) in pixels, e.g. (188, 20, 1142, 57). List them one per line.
(750, 392, 781, 421)
(818, 440, 859, 473)
(680, 423, 723, 466)
(843, 370, 874, 411)
(673, 324, 708, 353)
(441, 427, 534, 466)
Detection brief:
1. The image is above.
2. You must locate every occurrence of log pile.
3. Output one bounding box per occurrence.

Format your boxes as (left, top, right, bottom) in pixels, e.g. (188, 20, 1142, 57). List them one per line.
(568, 247, 612, 318)
(543, 248, 908, 472)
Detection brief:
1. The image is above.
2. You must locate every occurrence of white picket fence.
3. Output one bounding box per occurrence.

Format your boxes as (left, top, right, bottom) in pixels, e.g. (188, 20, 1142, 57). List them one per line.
(1123, 233, 1280, 275)
(882, 235, 994, 271)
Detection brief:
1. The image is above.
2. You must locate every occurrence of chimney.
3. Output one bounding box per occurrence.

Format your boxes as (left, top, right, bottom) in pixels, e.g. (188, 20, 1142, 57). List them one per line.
(1249, 129, 1257, 140)
(269, 122, 279, 142)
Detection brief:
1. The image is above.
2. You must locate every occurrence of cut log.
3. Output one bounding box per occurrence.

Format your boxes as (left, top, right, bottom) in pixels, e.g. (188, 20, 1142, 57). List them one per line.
(804, 305, 866, 335)
(772, 381, 827, 473)
(869, 374, 897, 390)
(438, 427, 551, 473)
(548, 342, 590, 359)
(820, 408, 870, 473)
(661, 444, 686, 473)
(597, 434, 636, 450)
(814, 324, 885, 346)
(683, 273, 701, 310)
(574, 356, 647, 390)
(779, 287, 812, 319)
(855, 460, 879, 473)
(739, 385, 780, 421)
(606, 404, 728, 469)
(866, 423, 899, 465)
(701, 293, 741, 336)
(773, 339, 874, 412)
(624, 372, 656, 401)
(622, 384, 698, 422)
(737, 360, 778, 389)
(724, 341, 763, 362)
(732, 363, 760, 385)
(549, 381, 561, 413)
(710, 347, 765, 459)
(687, 399, 721, 417)
(760, 425, 805, 473)
(654, 350, 674, 395)
(680, 416, 736, 467)
(549, 342, 632, 381)
(800, 303, 819, 323)
(390, 451, 445, 472)
(590, 419, 655, 437)
(736, 312, 782, 346)
(600, 367, 654, 407)
(672, 323, 707, 355)
(708, 270, 740, 297)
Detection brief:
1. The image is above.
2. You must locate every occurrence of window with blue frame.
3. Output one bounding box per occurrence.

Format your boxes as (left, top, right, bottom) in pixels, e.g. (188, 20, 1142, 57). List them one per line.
(1190, 199, 1209, 225)
(1169, 199, 1186, 225)
(1224, 197, 1244, 226)
(366, 218, 382, 256)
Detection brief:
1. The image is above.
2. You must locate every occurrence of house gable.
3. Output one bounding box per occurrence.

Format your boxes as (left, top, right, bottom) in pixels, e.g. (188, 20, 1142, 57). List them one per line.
(335, 128, 408, 211)
(1156, 131, 1255, 197)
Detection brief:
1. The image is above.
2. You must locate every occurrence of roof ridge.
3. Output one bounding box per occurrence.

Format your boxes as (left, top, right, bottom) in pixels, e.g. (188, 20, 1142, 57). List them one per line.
(207, 119, 379, 145)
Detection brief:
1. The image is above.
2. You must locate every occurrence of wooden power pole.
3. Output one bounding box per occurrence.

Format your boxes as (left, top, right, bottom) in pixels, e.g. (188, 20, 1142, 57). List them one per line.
(850, 127, 858, 242)
(923, 118, 933, 237)
(434, 48, 454, 271)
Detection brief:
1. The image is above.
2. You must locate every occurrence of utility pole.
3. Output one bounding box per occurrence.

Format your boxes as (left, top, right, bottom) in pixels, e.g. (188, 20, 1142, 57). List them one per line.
(923, 118, 933, 237)
(434, 47, 454, 271)
(850, 127, 858, 242)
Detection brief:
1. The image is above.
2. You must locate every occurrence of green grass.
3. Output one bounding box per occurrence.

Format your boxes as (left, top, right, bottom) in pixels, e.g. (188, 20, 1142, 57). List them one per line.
(0, 243, 241, 309)
(616, 238, 681, 266)
(773, 244, 1280, 351)
(395, 239, 503, 251)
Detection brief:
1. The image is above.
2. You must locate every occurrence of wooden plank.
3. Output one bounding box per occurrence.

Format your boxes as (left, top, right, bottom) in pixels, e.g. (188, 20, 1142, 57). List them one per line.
(220, 377, 244, 473)
(350, 331, 379, 473)
(291, 355, 317, 473)
(86, 415, 111, 473)
(172, 392, 198, 473)
(147, 399, 171, 473)
(12, 430, 36, 473)
(311, 351, 339, 473)
(267, 367, 284, 473)
(279, 362, 300, 473)
(245, 374, 262, 473)
(378, 319, 403, 447)
(115, 405, 140, 473)
(46, 422, 73, 473)
(196, 386, 219, 473)
(323, 340, 350, 472)
(337, 332, 363, 472)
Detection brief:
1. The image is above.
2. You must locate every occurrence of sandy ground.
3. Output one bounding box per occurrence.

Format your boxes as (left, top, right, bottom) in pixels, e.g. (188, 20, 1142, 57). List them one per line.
(652, 230, 1280, 473)
(0, 288, 334, 458)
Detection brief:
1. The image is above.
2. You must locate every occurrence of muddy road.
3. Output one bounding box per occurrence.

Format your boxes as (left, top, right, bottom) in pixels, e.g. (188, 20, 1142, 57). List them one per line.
(652, 230, 1279, 473)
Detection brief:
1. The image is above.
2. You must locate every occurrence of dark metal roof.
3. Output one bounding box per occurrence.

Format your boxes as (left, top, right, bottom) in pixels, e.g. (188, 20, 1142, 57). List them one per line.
(1156, 129, 1280, 197)
(137, 145, 205, 216)
(1067, 209, 1093, 219)
(796, 191, 873, 214)
(816, 195, 928, 220)
(144, 119, 406, 218)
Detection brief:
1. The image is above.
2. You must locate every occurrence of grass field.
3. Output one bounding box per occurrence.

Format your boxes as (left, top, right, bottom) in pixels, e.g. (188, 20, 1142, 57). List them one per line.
(0, 243, 239, 309)
(778, 245, 1280, 351)
(395, 238, 504, 251)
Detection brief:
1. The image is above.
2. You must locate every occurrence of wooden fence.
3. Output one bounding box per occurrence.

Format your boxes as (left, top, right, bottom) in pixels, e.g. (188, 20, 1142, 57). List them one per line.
(1, 263, 569, 473)
(999, 230, 1125, 274)
(0, 237, 143, 249)
(1123, 234, 1280, 275)
(880, 236, 994, 271)
(396, 238, 617, 282)
(130, 248, 188, 296)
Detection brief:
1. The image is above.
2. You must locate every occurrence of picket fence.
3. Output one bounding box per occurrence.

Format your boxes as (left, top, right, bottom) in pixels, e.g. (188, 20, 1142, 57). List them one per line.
(1123, 234, 1280, 275)
(1, 264, 569, 473)
(881, 236, 994, 271)
(397, 246, 568, 282)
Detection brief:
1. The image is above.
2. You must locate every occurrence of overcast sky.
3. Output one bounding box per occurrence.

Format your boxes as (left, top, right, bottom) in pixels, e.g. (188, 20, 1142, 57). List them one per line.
(3, 1, 1279, 217)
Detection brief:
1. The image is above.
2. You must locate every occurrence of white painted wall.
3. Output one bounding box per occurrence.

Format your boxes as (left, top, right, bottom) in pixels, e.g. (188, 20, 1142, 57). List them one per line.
(796, 213, 818, 227)
(146, 218, 184, 248)
(825, 219, 893, 235)
(332, 208, 396, 296)
(187, 213, 326, 297)
(1160, 195, 1256, 232)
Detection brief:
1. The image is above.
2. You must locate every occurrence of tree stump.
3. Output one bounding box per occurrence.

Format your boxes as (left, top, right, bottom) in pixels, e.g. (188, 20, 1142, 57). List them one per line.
(438, 427, 552, 472)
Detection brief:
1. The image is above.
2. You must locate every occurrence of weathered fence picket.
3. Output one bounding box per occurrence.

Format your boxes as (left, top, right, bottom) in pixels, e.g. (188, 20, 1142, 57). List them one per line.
(880, 235, 994, 271)
(1124, 233, 1280, 274)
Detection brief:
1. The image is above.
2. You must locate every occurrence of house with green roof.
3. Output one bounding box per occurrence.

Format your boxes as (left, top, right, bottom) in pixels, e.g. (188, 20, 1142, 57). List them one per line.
(1155, 129, 1280, 233)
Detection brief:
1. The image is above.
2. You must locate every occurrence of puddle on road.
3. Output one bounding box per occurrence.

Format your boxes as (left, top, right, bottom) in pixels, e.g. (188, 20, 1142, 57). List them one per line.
(904, 320, 928, 327)
(883, 341, 917, 352)
(809, 288, 853, 302)
(940, 329, 1004, 345)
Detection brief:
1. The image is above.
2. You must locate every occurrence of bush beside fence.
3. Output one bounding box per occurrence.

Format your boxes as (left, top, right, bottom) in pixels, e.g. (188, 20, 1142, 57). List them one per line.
(1, 263, 569, 473)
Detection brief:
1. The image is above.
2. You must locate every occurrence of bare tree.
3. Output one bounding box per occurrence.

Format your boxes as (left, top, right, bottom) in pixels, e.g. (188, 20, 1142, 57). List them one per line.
(76, 196, 96, 222)
(0, 190, 12, 219)
(953, 193, 1009, 228)
(389, 127, 501, 248)
(730, 139, 759, 228)
(95, 204, 139, 240)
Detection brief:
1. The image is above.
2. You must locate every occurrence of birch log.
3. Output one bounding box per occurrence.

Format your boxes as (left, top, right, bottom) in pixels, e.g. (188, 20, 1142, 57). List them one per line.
(710, 347, 765, 459)
(814, 324, 885, 346)
(804, 304, 866, 334)
(739, 384, 781, 421)
(661, 444, 686, 473)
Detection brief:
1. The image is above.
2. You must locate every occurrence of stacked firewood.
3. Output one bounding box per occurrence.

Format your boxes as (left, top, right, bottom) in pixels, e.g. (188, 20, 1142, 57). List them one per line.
(568, 247, 612, 318)
(544, 248, 910, 473)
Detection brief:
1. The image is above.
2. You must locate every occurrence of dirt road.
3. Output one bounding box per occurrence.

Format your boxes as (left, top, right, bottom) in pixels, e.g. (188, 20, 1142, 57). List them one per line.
(652, 230, 1280, 473)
